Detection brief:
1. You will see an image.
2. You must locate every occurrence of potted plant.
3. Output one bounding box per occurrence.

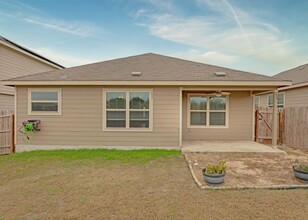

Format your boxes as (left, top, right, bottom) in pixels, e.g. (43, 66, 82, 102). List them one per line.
(202, 161, 226, 185)
(293, 163, 308, 183)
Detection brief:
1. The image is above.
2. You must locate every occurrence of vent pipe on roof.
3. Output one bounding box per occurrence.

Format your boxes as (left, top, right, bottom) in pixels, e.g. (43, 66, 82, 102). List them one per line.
(131, 72, 142, 76)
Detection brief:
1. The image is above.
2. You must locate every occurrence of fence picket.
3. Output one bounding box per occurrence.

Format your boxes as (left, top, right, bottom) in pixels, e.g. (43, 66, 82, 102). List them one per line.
(256, 107, 308, 149)
(0, 110, 14, 155)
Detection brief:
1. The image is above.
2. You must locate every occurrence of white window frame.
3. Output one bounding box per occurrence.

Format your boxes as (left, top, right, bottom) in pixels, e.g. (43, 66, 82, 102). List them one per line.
(28, 88, 62, 115)
(187, 93, 229, 129)
(267, 92, 285, 108)
(102, 88, 153, 131)
(254, 96, 261, 108)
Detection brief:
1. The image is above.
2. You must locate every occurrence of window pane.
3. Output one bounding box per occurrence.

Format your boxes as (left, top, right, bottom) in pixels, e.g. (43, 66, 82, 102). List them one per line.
(106, 111, 126, 127)
(278, 93, 284, 107)
(254, 96, 260, 107)
(210, 112, 226, 126)
(106, 92, 126, 109)
(32, 102, 58, 111)
(210, 96, 226, 110)
(32, 92, 58, 101)
(129, 92, 149, 109)
(190, 112, 206, 125)
(130, 111, 149, 128)
(190, 96, 207, 110)
(268, 94, 273, 106)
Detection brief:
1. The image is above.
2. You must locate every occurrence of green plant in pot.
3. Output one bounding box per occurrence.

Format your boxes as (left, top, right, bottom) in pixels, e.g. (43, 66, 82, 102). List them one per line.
(202, 161, 226, 185)
(293, 163, 308, 183)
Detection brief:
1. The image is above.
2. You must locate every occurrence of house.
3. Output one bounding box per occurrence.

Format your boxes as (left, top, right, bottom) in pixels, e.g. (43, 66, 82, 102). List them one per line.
(254, 63, 308, 108)
(0, 36, 64, 110)
(3, 53, 290, 152)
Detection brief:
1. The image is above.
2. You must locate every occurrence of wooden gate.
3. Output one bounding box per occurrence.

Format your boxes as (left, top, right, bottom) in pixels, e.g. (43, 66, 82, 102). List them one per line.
(0, 110, 15, 155)
(255, 107, 284, 144)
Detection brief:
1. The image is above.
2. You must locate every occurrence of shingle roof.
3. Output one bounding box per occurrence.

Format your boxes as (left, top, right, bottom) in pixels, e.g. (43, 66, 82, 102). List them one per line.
(275, 63, 308, 85)
(7, 53, 285, 82)
(0, 36, 64, 69)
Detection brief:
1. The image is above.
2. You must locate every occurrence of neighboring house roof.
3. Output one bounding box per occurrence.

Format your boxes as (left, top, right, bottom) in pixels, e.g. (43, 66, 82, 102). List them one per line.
(4, 53, 290, 87)
(275, 63, 308, 85)
(0, 36, 64, 69)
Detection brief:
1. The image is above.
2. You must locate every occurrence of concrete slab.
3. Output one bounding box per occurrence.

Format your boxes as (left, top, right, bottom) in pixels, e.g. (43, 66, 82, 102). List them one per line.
(181, 140, 285, 154)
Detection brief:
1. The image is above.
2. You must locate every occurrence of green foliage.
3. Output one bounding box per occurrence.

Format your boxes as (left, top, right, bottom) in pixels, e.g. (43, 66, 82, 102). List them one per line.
(295, 164, 308, 172)
(24, 123, 34, 131)
(205, 161, 227, 174)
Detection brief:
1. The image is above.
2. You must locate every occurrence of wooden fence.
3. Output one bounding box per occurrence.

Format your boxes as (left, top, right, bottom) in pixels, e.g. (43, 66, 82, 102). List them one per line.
(0, 110, 14, 155)
(256, 107, 308, 150)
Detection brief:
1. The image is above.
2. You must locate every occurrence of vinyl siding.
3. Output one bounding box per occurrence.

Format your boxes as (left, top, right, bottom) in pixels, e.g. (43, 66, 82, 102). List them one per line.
(257, 86, 308, 107)
(284, 86, 308, 107)
(0, 94, 14, 110)
(0, 44, 57, 95)
(16, 86, 180, 149)
(182, 91, 253, 141)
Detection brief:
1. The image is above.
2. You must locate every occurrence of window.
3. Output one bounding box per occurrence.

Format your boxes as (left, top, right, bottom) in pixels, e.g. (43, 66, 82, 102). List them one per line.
(254, 96, 260, 108)
(103, 89, 153, 130)
(188, 94, 228, 128)
(28, 88, 61, 115)
(268, 93, 284, 108)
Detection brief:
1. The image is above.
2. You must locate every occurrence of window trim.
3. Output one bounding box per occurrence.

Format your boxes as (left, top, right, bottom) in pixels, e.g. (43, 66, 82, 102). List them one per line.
(187, 93, 229, 129)
(102, 88, 153, 132)
(254, 96, 261, 108)
(267, 92, 285, 108)
(28, 88, 62, 115)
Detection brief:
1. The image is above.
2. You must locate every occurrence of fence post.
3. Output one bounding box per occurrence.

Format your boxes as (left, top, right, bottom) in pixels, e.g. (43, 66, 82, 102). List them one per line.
(255, 109, 259, 142)
(279, 111, 283, 145)
(10, 113, 15, 153)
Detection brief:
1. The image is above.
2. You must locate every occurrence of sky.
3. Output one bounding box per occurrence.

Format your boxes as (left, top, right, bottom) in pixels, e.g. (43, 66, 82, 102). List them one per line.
(0, 0, 307, 75)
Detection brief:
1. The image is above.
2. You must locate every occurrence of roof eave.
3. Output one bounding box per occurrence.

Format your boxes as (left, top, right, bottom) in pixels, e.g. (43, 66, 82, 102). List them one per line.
(3, 80, 292, 87)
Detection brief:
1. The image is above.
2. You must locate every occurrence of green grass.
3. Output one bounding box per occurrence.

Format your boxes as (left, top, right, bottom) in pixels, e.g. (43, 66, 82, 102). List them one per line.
(0, 149, 181, 164)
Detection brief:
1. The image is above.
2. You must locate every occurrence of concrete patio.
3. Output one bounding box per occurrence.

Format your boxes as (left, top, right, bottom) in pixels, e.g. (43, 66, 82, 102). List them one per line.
(181, 140, 285, 154)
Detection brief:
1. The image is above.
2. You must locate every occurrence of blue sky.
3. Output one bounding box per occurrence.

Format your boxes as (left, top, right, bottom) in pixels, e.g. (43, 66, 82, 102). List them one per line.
(1, 0, 307, 75)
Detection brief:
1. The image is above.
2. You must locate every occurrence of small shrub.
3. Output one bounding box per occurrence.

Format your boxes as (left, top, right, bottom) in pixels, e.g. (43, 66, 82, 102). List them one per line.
(205, 161, 227, 174)
(294, 164, 308, 172)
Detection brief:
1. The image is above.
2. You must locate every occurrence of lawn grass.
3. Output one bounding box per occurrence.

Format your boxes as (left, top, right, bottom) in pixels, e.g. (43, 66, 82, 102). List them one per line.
(0, 149, 308, 219)
(0, 149, 181, 164)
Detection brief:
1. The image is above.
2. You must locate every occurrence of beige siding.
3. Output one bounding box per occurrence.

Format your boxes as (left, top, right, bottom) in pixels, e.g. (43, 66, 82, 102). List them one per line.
(16, 86, 180, 148)
(284, 86, 308, 107)
(183, 91, 253, 141)
(257, 86, 308, 108)
(0, 44, 57, 95)
(0, 94, 14, 110)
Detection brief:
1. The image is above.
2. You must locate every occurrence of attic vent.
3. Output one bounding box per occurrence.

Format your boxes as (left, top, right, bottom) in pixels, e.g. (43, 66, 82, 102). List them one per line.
(131, 72, 142, 76)
(60, 73, 68, 79)
(215, 72, 226, 77)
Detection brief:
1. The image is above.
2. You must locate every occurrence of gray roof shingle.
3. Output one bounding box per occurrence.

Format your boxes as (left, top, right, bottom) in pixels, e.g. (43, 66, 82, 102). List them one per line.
(275, 63, 308, 85)
(7, 53, 286, 82)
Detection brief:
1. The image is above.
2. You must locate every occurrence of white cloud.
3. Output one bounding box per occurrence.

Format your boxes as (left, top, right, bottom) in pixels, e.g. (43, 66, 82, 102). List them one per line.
(135, 0, 307, 73)
(23, 18, 102, 37)
(33, 47, 97, 67)
(174, 50, 239, 66)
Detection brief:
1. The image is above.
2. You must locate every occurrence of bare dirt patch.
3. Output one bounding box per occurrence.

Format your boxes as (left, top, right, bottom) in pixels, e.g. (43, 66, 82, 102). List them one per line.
(0, 150, 308, 219)
(185, 148, 308, 189)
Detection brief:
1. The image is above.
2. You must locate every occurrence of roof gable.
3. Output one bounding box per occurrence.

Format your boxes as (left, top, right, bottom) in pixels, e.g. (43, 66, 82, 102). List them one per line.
(275, 63, 308, 85)
(0, 36, 64, 69)
(7, 53, 285, 83)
